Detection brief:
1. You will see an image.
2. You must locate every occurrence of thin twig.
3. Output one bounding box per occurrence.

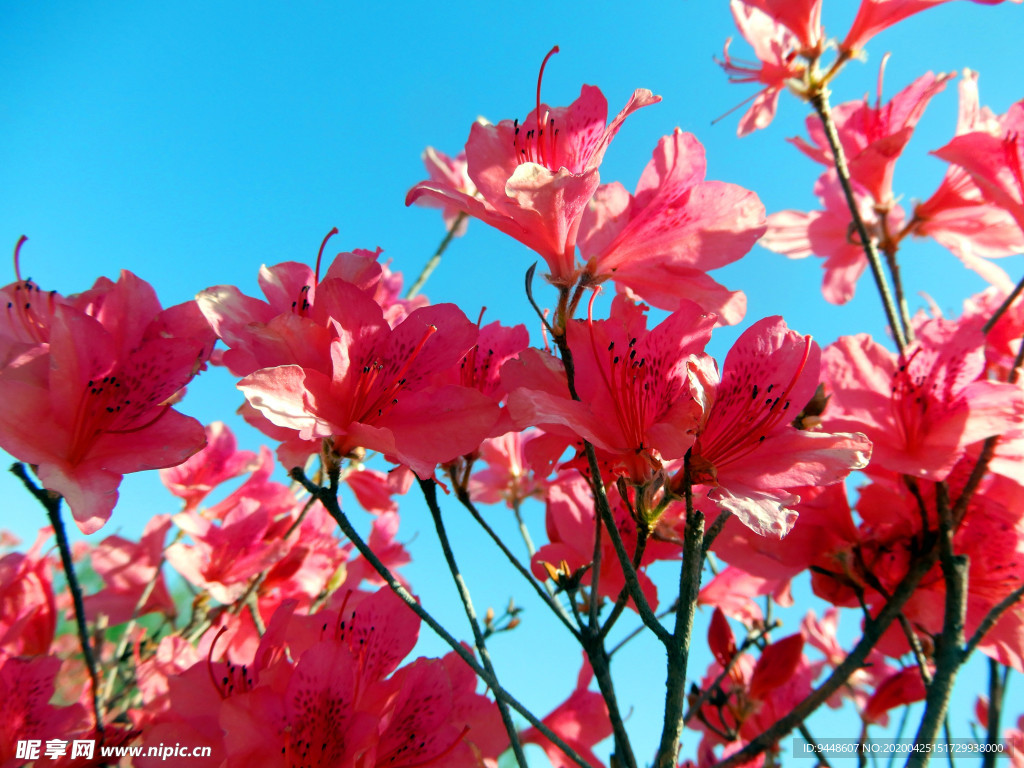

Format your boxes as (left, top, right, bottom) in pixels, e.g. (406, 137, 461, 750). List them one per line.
(11, 463, 105, 734)
(453, 484, 581, 641)
(656, 456, 705, 768)
(289, 467, 596, 768)
(808, 87, 907, 352)
(419, 478, 528, 768)
(982, 271, 1024, 335)
(405, 211, 466, 299)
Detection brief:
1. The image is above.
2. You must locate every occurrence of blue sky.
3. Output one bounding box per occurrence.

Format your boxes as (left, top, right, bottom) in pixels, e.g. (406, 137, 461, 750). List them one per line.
(1, 1, 1022, 764)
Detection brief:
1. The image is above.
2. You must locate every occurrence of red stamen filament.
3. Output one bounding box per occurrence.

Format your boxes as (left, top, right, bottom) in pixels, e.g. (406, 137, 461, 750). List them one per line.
(353, 325, 437, 423)
(314, 226, 339, 286)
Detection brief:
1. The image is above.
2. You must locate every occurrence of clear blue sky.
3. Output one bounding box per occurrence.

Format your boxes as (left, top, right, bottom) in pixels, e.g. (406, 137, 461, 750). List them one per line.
(1, 1, 1021, 764)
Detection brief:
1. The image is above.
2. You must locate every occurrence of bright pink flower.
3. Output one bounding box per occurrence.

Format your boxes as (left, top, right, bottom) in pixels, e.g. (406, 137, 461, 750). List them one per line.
(469, 430, 555, 508)
(686, 316, 871, 537)
(520, 653, 613, 768)
(406, 48, 660, 286)
(166, 503, 290, 605)
(530, 475, 678, 610)
(912, 72, 1024, 286)
(821, 317, 1024, 480)
(577, 131, 765, 323)
(83, 514, 175, 626)
(760, 170, 904, 304)
(841, 0, 1021, 54)
(238, 286, 500, 477)
(0, 528, 55, 656)
(0, 652, 88, 767)
(159, 421, 259, 511)
(0, 271, 214, 533)
(698, 566, 791, 624)
(934, 100, 1024, 234)
(505, 297, 714, 486)
(417, 146, 476, 236)
(717, 1, 810, 137)
(791, 66, 953, 206)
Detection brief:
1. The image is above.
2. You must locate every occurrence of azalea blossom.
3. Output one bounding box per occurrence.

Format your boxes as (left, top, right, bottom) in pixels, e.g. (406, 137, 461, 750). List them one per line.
(841, 0, 1022, 54)
(791, 65, 953, 207)
(934, 100, 1024, 234)
(577, 130, 765, 323)
(0, 270, 214, 533)
(685, 316, 871, 537)
(406, 47, 660, 286)
(760, 170, 904, 304)
(417, 146, 476, 237)
(504, 297, 715, 488)
(821, 317, 1024, 480)
(911, 71, 1024, 286)
(717, 1, 809, 137)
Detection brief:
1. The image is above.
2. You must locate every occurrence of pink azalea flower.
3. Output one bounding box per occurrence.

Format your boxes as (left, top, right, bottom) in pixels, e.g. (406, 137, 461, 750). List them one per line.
(468, 430, 555, 508)
(821, 317, 1024, 480)
(934, 100, 1024, 235)
(577, 130, 765, 323)
(505, 297, 714, 486)
(0, 653, 88, 766)
(698, 565, 791, 624)
(912, 71, 1024, 286)
(841, 0, 1022, 54)
(717, 1, 810, 137)
(529, 475, 675, 610)
(686, 316, 871, 537)
(406, 48, 660, 286)
(741, 0, 824, 51)
(417, 146, 477, 236)
(0, 528, 56, 656)
(238, 285, 500, 477)
(82, 514, 176, 626)
(159, 421, 259, 511)
(791, 65, 953, 206)
(760, 169, 903, 304)
(0, 271, 214, 533)
(520, 653, 613, 768)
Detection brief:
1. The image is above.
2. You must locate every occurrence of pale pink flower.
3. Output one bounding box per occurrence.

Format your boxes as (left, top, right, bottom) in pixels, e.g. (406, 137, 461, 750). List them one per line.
(717, 1, 810, 137)
(791, 65, 953, 206)
(577, 130, 765, 323)
(760, 170, 903, 304)
(911, 71, 1024, 285)
(159, 421, 259, 511)
(842, 0, 1022, 54)
(417, 146, 476, 236)
(934, 100, 1024, 234)
(407, 48, 660, 286)
(83, 514, 175, 626)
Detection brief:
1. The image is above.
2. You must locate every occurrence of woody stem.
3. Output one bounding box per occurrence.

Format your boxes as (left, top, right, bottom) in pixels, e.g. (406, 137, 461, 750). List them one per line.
(289, 467, 597, 768)
(809, 87, 908, 353)
(11, 462, 105, 735)
(419, 478, 528, 768)
(656, 457, 704, 768)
